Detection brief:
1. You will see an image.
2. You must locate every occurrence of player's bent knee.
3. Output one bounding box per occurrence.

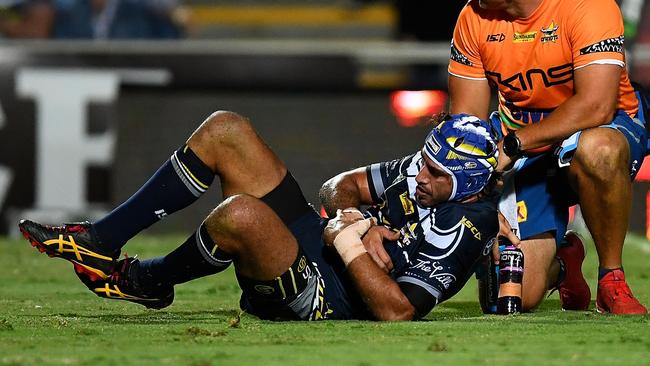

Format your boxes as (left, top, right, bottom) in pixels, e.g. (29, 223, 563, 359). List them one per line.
(521, 291, 545, 312)
(188, 110, 254, 148)
(519, 236, 555, 312)
(521, 272, 548, 311)
(209, 194, 267, 234)
(573, 129, 629, 178)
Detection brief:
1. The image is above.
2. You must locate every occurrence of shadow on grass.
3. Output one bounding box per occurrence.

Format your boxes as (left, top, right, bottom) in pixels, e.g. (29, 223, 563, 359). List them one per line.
(426, 299, 588, 321)
(434, 299, 563, 314)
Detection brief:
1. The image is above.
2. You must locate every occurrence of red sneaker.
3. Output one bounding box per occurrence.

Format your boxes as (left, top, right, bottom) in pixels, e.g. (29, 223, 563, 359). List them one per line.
(596, 269, 648, 315)
(555, 231, 591, 311)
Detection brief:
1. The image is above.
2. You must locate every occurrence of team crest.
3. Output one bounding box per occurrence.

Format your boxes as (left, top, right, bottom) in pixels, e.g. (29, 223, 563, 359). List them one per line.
(516, 201, 528, 223)
(540, 21, 559, 43)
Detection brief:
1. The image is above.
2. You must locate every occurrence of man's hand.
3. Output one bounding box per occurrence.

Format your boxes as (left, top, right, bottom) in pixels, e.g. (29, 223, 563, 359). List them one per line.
(498, 211, 520, 246)
(323, 208, 378, 266)
(496, 140, 515, 173)
(323, 208, 367, 247)
(493, 211, 521, 263)
(362, 226, 400, 273)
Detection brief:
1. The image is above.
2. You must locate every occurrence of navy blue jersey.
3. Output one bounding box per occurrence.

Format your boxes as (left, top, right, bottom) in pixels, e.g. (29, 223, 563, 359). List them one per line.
(365, 152, 498, 317)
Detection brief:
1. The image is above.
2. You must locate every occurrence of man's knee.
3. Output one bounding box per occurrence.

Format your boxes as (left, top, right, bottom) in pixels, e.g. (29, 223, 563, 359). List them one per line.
(206, 194, 267, 249)
(519, 236, 557, 311)
(573, 128, 629, 180)
(188, 110, 255, 149)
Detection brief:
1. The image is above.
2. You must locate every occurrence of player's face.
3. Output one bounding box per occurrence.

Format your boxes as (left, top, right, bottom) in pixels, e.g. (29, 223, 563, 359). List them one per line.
(415, 153, 453, 207)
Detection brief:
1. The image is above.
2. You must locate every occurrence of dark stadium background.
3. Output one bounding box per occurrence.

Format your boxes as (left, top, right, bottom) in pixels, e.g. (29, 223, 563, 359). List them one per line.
(0, 0, 648, 238)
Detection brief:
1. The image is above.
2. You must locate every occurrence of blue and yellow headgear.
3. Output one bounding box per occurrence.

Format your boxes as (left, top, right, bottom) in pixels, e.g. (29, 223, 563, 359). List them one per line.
(422, 114, 498, 201)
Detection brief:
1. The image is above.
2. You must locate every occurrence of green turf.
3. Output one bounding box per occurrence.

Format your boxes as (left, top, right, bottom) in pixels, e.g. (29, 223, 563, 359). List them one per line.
(1, 234, 649, 366)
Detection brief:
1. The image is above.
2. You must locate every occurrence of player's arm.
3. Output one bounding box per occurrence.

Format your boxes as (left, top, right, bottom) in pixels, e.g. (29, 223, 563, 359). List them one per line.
(447, 4, 491, 120)
(346, 255, 416, 321)
(496, 65, 620, 171)
(320, 155, 410, 217)
(320, 159, 406, 273)
(448, 75, 492, 120)
(319, 167, 373, 218)
(515, 64, 620, 151)
(508, 0, 625, 163)
(323, 209, 415, 321)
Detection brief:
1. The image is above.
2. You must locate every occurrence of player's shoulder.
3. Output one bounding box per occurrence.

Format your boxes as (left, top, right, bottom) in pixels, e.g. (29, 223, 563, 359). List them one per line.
(379, 152, 420, 180)
(558, 0, 620, 17)
(563, 0, 618, 9)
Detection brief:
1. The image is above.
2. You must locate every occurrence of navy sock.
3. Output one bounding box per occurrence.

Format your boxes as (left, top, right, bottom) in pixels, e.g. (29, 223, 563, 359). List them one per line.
(599, 267, 623, 280)
(138, 223, 232, 288)
(94, 145, 215, 251)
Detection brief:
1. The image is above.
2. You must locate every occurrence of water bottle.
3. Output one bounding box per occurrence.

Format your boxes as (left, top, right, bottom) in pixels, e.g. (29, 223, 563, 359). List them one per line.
(477, 253, 500, 314)
(497, 240, 524, 314)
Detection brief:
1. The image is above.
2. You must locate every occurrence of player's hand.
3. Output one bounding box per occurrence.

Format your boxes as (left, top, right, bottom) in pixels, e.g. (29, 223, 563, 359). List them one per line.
(323, 208, 369, 247)
(361, 226, 400, 273)
(496, 140, 515, 173)
(494, 211, 520, 263)
(498, 211, 520, 246)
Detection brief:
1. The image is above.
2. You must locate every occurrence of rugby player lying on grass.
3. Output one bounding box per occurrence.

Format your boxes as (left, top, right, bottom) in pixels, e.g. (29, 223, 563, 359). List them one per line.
(19, 111, 499, 320)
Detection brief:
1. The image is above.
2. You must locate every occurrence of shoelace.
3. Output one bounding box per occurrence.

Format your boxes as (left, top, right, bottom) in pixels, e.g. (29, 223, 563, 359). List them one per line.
(44, 223, 86, 233)
(110, 253, 145, 291)
(611, 286, 635, 300)
(111, 253, 132, 286)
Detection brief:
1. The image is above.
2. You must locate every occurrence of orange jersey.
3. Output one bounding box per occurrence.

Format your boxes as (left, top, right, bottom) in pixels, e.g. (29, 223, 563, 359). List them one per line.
(448, 0, 638, 131)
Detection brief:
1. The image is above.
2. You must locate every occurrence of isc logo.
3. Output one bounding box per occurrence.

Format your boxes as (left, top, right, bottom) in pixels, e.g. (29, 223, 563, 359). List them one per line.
(486, 33, 505, 42)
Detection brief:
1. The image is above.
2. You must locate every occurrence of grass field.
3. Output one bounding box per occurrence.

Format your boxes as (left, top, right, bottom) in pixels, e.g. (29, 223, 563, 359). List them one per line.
(1, 233, 650, 366)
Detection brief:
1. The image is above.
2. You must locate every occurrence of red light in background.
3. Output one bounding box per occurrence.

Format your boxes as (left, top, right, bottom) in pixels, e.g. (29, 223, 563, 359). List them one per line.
(390, 90, 448, 127)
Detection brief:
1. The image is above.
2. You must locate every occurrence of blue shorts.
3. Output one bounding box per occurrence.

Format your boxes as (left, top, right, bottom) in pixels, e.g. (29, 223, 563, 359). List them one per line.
(283, 210, 366, 320)
(492, 92, 649, 245)
(238, 175, 366, 321)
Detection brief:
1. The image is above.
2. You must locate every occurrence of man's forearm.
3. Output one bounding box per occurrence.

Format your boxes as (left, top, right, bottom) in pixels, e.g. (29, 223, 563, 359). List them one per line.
(326, 214, 414, 321)
(515, 64, 620, 151)
(346, 254, 415, 321)
(517, 94, 615, 150)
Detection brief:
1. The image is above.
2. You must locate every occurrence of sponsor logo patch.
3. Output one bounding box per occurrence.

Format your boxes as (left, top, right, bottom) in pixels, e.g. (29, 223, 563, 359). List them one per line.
(516, 201, 528, 223)
(483, 237, 496, 256)
(513, 31, 536, 43)
(297, 256, 307, 273)
(486, 33, 506, 42)
(411, 259, 457, 289)
(462, 216, 482, 240)
(399, 191, 415, 215)
(580, 36, 624, 55)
